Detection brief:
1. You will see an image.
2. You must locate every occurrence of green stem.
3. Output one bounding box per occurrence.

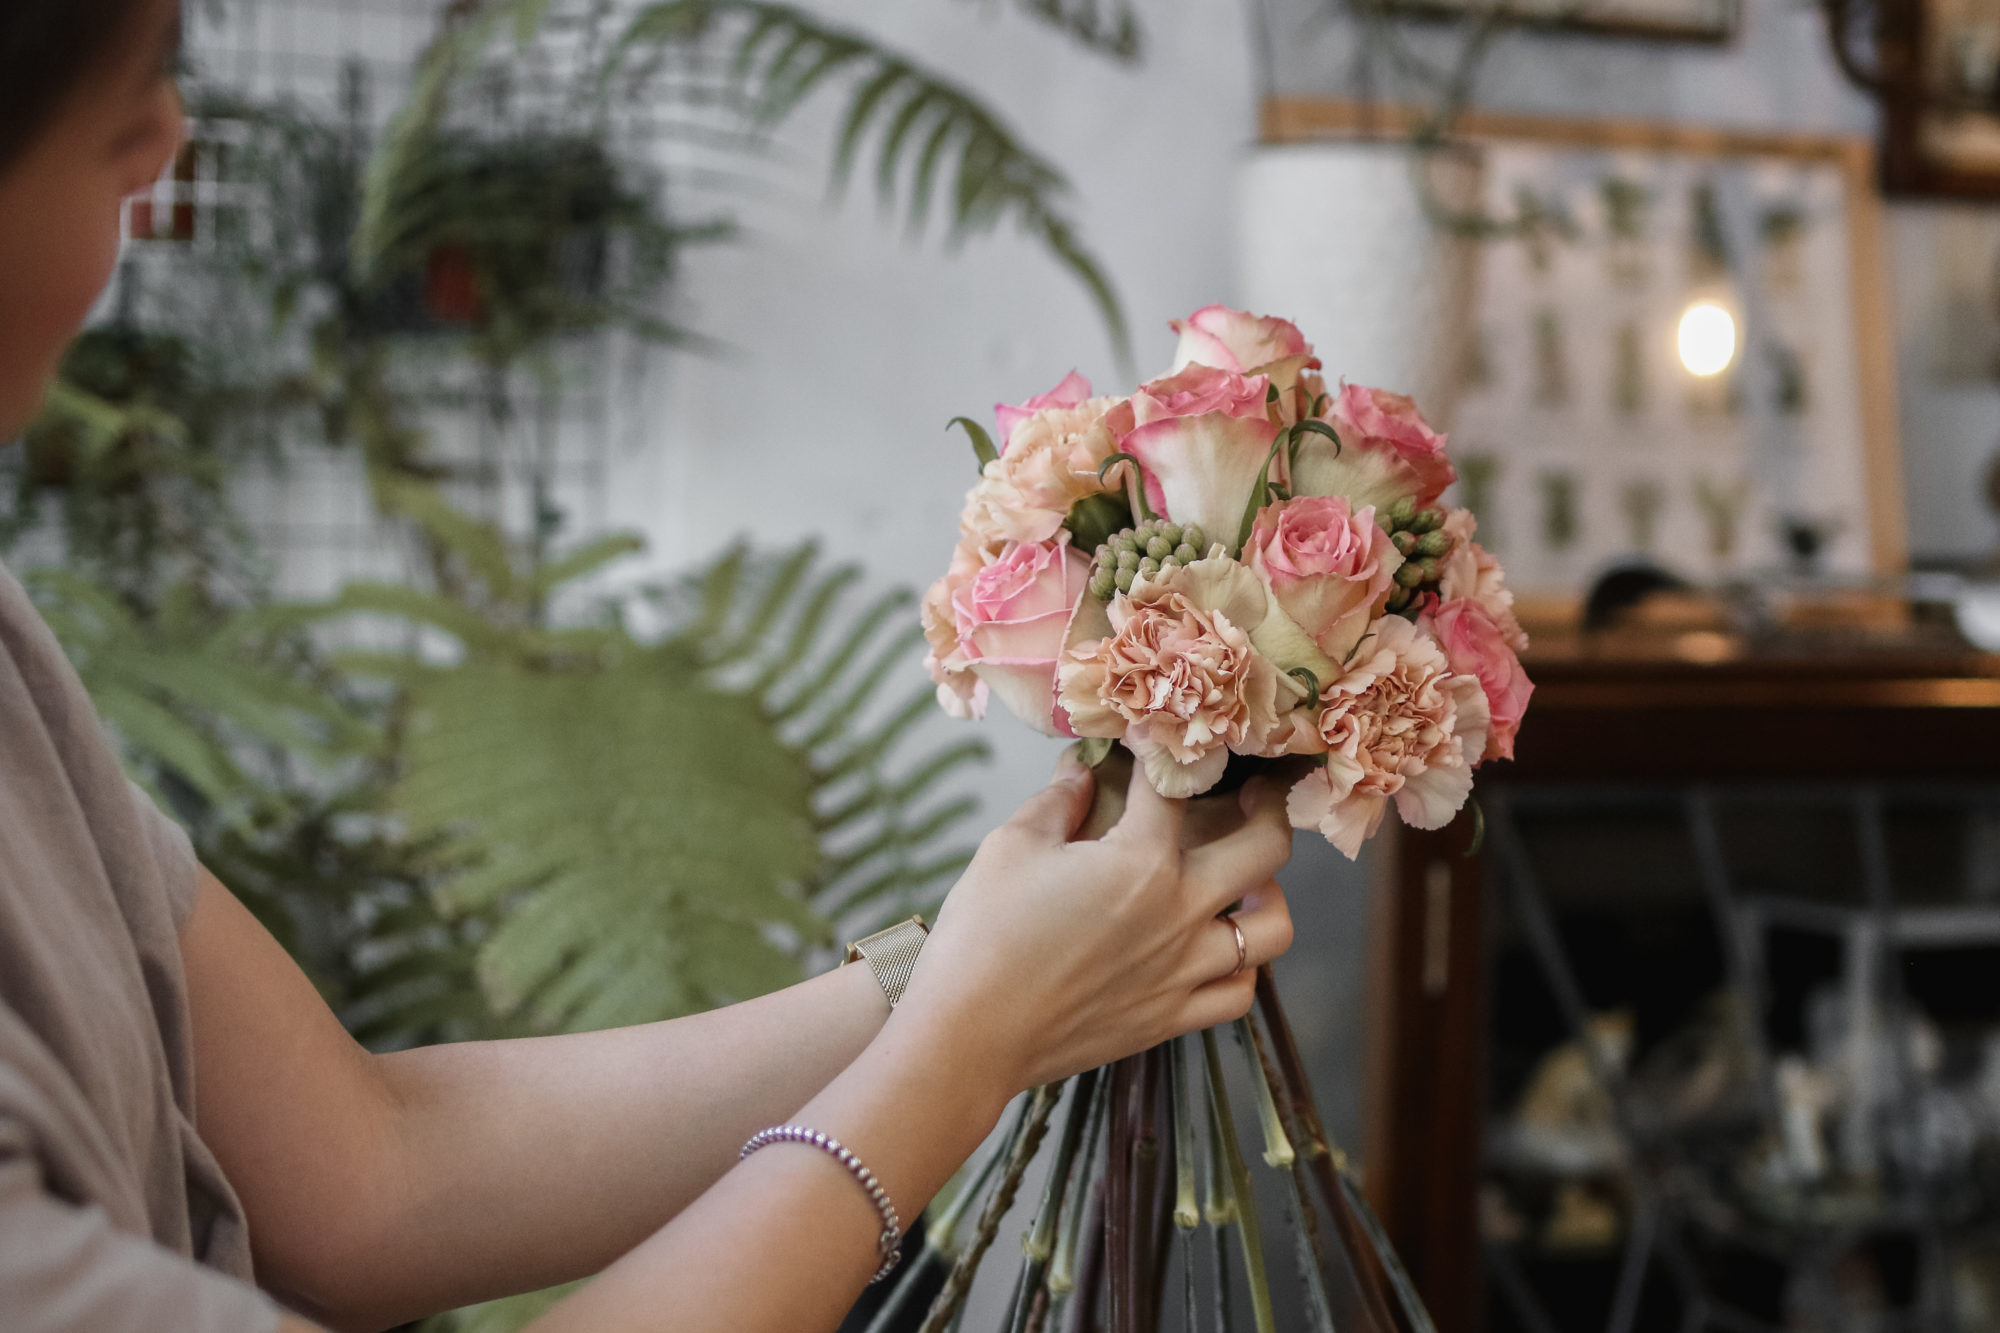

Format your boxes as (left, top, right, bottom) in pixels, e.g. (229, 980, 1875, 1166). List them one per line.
(1233, 1019, 1295, 1168)
(918, 1083, 1063, 1333)
(1002, 1072, 1103, 1333)
(1168, 1036, 1200, 1229)
(1047, 1068, 1112, 1295)
(1202, 1029, 1277, 1333)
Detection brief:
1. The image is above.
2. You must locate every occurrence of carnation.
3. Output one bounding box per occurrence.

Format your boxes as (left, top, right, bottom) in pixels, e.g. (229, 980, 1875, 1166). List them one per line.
(1286, 615, 1491, 859)
(1059, 559, 1288, 798)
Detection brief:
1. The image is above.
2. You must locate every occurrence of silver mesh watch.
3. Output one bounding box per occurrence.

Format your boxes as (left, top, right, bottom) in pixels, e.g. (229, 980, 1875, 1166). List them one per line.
(844, 915, 929, 1007)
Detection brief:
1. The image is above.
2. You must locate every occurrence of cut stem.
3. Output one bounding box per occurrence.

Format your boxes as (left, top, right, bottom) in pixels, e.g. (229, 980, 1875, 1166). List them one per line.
(1201, 1028, 1277, 1333)
(1168, 1036, 1200, 1230)
(918, 1083, 1063, 1333)
(1004, 1072, 1103, 1333)
(1233, 1018, 1295, 1168)
(1048, 1067, 1113, 1294)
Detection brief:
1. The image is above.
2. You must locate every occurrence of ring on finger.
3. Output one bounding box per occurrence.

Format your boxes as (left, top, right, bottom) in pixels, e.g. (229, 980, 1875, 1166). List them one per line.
(1225, 913, 1247, 976)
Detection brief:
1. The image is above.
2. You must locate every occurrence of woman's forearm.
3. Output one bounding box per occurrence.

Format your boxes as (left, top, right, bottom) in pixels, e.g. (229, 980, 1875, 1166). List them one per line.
(351, 962, 890, 1327)
(525, 989, 1014, 1333)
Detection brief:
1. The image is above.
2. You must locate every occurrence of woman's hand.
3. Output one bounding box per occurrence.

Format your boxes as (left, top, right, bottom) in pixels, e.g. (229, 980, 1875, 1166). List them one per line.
(903, 756, 1296, 1096)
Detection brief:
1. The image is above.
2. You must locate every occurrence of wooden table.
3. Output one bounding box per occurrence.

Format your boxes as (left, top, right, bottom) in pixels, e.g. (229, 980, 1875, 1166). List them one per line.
(1360, 630, 2000, 1332)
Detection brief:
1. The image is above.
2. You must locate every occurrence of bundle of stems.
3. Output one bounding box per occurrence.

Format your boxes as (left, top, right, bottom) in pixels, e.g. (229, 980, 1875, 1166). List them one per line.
(859, 968, 1439, 1333)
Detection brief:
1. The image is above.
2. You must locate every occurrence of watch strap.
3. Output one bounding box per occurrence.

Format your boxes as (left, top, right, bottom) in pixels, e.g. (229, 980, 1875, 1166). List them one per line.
(844, 915, 929, 1007)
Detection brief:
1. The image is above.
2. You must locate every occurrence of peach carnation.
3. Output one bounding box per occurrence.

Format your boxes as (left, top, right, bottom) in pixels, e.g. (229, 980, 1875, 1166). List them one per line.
(1286, 615, 1490, 859)
(993, 396, 1130, 514)
(1059, 559, 1287, 797)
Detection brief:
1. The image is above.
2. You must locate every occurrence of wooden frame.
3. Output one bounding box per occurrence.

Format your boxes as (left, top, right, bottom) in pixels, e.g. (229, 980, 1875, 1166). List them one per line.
(1261, 100, 1909, 585)
(1366, 0, 1740, 43)
(1876, 0, 2000, 198)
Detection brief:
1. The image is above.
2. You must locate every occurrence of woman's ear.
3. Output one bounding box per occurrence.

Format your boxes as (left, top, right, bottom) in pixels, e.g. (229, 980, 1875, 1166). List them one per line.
(113, 79, 184, 200)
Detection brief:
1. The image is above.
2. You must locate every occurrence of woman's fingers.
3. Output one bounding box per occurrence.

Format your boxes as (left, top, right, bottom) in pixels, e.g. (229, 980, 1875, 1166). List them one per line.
(1113, 751, 1185, 848)
(1184, 779, 1295, 914)
(1192, 882, 1294, 984)
(1180, 971, 1259, 1032)
(1003, 758, 1096, 845)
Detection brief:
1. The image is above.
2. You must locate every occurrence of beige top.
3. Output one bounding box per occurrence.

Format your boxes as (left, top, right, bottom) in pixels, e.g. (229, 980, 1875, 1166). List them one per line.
(0, 562, 278, 1331)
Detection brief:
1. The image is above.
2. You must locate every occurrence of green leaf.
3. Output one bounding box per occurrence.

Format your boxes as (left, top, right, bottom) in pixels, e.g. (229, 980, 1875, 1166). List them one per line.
(949, 416, 999, 470)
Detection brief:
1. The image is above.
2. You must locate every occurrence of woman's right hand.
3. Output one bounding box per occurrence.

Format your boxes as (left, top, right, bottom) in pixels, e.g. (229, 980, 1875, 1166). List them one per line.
(902, 755, 1297, 1096)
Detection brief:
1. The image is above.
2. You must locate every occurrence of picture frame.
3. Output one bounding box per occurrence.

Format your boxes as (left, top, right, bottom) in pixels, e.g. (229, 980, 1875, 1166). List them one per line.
(1361, 0, 1740, 43)
(1877, 0, 2000, 198)
(1257, 101, 1906, 610)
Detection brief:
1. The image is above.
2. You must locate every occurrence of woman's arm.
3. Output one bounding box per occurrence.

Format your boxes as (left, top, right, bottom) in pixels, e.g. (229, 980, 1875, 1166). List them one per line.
(186, 760, 1295, 1332)
(184, 876, 896, 1329)
(527, 779, 1284, 1333)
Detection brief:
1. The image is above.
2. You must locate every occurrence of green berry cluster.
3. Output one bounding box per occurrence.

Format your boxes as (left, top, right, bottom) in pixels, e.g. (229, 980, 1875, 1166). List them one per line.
(1088, 520, 1210, 600)
(1380, 497, 1452, 618)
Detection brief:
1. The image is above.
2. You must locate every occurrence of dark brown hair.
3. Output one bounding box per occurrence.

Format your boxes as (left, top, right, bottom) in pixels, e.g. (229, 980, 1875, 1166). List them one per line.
(0, 0, 165, 170)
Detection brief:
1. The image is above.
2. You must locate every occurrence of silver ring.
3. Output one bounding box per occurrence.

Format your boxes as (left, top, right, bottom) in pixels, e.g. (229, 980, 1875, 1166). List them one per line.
(1227, 915, 1247, 976)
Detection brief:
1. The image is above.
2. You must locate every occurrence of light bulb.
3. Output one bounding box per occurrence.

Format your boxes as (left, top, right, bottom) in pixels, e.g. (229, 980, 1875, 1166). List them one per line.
(1678, 302, 1736, 377)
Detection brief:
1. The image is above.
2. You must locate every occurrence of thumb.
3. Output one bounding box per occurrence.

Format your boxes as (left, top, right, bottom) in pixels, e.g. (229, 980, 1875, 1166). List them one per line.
(1006, 754, 1096, 844)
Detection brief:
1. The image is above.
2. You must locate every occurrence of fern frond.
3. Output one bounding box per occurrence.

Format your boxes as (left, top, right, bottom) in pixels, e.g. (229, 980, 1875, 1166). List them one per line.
(610, 0, 1132, 366)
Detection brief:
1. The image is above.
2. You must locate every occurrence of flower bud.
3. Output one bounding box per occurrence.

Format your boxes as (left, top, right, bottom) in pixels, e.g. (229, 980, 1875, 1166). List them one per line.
(1160, 523, 1184, 548)
(1115, 568, 1135, 593)
(1389, 496, 1417, 525)
(1089, 570, 1116, 600)
(1394, 561, 1425, 589)
(1410, 508, 1444, 534)
(1118, 549, 1139, 571)
(1173, 543, 1198, 563)
(1147, 536, 1174, 560)
(1392, 530, 1418, 557)
(1386, 585, 1413, 612)
(1139, 557, 1161, 577)
(1417, 556, 1440, 580)
(1416, 530, 1450, 557)
(1182, 525, 1207, 551)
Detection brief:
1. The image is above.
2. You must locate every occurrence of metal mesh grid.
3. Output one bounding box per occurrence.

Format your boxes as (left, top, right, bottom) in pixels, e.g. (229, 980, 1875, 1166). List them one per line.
(108, 0, 641, 601)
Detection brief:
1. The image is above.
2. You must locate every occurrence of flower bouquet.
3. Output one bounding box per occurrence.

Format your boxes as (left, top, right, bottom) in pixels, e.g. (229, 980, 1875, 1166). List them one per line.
(923, 304, 1531, 855)
(868, 308, 1533, 1333)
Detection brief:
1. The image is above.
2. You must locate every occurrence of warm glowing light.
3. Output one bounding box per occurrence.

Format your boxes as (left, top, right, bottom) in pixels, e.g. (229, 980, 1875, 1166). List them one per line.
(1677, 302, 1736, 377)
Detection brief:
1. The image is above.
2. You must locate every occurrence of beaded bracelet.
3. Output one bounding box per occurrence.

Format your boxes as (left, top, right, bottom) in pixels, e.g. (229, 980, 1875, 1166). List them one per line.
(740, 1125, 903, 1283)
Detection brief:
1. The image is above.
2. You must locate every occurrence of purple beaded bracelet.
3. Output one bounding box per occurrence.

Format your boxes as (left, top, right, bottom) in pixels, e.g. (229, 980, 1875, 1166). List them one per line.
(740, 1125, 904, 1283)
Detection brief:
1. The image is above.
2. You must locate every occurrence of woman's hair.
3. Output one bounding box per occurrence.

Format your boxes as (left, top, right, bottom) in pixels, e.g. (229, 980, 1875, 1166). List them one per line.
(0, 0, 161, 170)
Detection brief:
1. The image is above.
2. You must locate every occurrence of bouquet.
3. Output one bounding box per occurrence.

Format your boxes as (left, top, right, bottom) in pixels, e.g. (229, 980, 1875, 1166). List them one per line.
(923, 304, 1532, 855)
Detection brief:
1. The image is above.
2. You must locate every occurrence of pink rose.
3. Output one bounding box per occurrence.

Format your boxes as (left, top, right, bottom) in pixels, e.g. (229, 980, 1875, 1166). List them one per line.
(1430, 598, 1533, 762)
(1119, 366, 1280, 545)
(1437, 511, 1528, 654)
(949, 538, 1093, 737)
(1285, 615, 1490, 859)
(1059, 562, 1284, 798)
(1169, 305, 1319, 376)
(996, 370, 1094, 450)
(1131, 364, 1272, 428)
(1244, 496, 1404, 661)
(1291, 384, 1457, 513)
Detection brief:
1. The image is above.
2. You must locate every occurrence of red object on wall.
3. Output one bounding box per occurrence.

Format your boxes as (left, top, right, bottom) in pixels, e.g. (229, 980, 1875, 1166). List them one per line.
(423, 245, 487, 324)
(126, 142, 199, 241)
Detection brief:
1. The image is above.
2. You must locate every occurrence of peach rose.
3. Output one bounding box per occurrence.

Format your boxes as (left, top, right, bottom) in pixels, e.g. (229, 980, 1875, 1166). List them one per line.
(1437, 510, 1528, 653)
(946, 538, 1093, 736)
(1244, 496, 1404, 662)
(1430, 597, 1533, 762)
(1121, 368, 1281, 546)
(1286, 615, 1490, 859)
(1169, 304, 1319, 377)
(1059, 558, 1289, 797)
(1292, 384, 1456, 514)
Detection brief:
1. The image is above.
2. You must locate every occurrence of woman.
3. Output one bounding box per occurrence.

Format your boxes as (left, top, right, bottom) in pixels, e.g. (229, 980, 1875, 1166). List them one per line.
(0, 4, 1298, 1330)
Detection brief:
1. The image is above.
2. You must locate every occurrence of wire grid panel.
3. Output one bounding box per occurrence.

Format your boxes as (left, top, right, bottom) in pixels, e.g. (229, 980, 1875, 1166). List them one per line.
(158, 0, 642, 601)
